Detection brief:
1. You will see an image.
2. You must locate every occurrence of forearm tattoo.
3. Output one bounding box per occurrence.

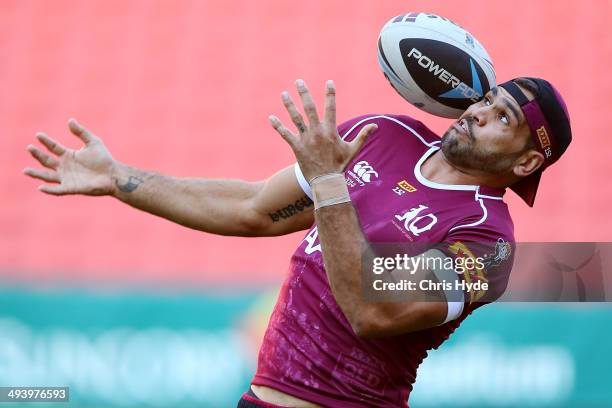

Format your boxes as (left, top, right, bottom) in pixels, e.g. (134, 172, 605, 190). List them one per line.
(116, 176, 144, 193)
(269, 195, 313, 222)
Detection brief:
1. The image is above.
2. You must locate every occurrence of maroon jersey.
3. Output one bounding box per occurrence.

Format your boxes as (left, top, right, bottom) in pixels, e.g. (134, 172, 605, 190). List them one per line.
(252, 115, 515, 407)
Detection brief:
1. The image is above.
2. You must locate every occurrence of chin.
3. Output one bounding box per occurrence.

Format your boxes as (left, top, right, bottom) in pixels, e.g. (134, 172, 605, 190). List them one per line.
(440, 133, 488, 171)
(441, 143, 470, 169)
(441, 130, 468, 157)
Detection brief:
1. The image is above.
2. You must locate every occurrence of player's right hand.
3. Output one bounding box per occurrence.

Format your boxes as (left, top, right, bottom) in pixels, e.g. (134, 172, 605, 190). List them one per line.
(24, 119, 116, 196)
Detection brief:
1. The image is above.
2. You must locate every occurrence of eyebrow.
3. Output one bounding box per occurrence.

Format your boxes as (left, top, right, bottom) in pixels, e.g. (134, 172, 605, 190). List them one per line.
(490, 87, 522, 126)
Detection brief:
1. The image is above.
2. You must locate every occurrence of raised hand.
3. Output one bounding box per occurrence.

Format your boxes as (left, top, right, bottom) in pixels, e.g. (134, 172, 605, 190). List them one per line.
(24, 119, 116, 196)
(269, 79, 378, 183)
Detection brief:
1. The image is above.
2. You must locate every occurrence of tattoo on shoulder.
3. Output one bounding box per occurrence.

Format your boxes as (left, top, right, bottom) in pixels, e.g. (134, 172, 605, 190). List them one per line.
(268, 195, 313, 222)
(116, 176, 144, 193)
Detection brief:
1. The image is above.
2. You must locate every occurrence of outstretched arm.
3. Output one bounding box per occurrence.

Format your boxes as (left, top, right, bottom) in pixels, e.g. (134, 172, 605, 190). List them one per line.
(24, 120, 314, 237)
(269, 79, 448, 337)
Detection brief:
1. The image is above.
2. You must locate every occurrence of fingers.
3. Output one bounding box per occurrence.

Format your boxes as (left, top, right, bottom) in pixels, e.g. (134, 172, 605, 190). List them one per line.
(324, 80, 336, 126)
(295, 79, 320, 126)
(38, 184, 71, 196)
(269, 115, 298, 148)
(68, 118, 96, 144)
(23, 167, 60, 183)
(350, 123, 378, 155)
(281, 92, 307, 133)
(26, 144, 59, 169)
(23, 165, 65, 196)
(36, 132, 66, 156)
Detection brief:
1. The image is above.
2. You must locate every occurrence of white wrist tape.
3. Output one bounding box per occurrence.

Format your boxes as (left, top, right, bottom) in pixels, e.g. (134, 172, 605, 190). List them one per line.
(309, 173, 351, 210)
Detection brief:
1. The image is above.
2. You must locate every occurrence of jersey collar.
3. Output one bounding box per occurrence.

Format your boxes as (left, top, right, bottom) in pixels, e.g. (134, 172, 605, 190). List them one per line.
(414, 146, 506, 200)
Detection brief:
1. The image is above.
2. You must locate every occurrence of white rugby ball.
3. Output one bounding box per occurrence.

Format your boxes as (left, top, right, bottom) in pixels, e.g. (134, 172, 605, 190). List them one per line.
(378, 12, 496, 118)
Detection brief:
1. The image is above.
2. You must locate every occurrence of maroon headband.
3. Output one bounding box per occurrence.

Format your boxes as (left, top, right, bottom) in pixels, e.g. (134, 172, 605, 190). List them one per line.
(499, 81, 557, 169)
(499, 78, 572, 206)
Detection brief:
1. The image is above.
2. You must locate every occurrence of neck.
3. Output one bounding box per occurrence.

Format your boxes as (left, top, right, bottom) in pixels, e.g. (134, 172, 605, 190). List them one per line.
(421, 150, 510, 189)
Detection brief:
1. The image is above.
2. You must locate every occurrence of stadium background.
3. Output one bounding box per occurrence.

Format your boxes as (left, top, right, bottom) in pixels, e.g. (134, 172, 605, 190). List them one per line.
(1, 0, 611, 406)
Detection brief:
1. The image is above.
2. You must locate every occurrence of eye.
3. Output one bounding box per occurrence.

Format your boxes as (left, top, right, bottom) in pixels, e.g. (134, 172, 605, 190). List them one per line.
(483, 96, 492, 105)
(500, 114, 509, 125)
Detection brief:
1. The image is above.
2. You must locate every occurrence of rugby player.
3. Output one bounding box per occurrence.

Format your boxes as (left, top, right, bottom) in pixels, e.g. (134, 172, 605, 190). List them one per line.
(24, 77, 571, 407)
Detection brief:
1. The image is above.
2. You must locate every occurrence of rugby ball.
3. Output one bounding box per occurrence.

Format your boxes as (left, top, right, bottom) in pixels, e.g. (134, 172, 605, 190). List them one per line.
(378, 12, 496, 118)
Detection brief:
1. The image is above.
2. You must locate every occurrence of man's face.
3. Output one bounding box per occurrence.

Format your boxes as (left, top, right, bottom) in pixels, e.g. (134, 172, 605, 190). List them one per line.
(441, 86, 533, 174)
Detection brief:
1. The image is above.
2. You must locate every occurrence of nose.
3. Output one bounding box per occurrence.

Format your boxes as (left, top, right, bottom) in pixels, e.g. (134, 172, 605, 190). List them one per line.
(465, 103, 492, 126)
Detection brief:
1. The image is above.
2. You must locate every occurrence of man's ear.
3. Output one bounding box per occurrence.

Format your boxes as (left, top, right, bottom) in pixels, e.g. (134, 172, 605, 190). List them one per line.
(513, 150, 545, 177)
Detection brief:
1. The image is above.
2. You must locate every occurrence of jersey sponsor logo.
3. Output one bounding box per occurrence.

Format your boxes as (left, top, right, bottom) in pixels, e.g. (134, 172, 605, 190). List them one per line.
(394, 204, 438, 237)
(392, 179, 417, 196)
(536, 126, 553, 158)
(348, 161, 379, 185)
(303, 226, 321, 254)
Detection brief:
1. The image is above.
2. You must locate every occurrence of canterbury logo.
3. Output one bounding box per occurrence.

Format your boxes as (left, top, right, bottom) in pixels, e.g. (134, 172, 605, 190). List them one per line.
(536, 126, 551, 149)
(353, 161, 379, 183)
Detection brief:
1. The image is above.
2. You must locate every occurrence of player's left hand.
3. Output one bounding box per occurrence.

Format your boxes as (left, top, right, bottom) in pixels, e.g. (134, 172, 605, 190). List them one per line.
(269, 79, 378, 183)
